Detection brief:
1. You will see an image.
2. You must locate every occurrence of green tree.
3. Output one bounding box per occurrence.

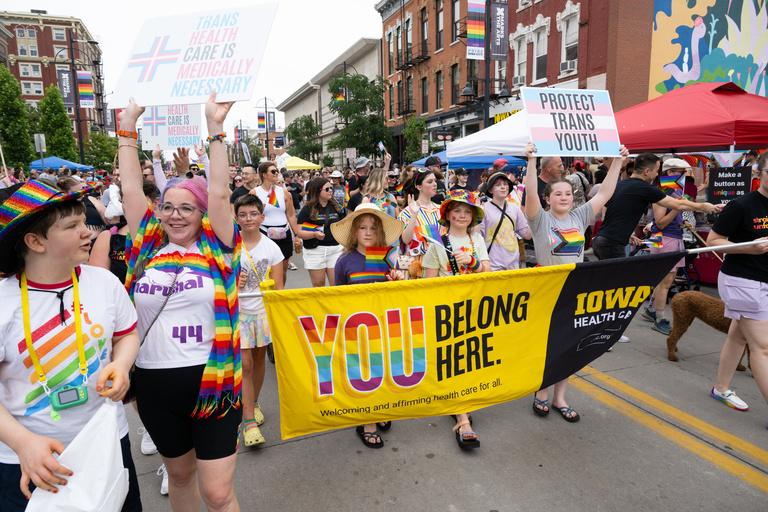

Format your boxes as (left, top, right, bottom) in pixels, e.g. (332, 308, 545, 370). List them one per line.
(39, 84, 78, 162)
(27, 104, 42, 137)
(402, 116, 439, 164)
(321, 154, 335, 168)
(284, 115, 323, 162)
(326, 74, 393, 158)
(239, 134, 263, 168)
(0, 64, 34, 167)
(84, 132, 118, 171)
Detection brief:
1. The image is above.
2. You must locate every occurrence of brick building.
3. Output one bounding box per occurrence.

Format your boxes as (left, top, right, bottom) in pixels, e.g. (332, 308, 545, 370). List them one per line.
(0, 10, 106, 149)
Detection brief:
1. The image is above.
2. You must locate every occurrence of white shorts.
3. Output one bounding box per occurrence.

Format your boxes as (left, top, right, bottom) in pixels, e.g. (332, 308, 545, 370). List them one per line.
(718, 272, 768, 321)
(303, 244, 343, 270)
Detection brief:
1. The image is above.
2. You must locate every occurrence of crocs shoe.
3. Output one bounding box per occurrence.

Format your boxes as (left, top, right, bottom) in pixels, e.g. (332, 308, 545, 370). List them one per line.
(253, 403, 265, 426)
(641, 307, 657, 322)
(710, 387, 748, 411)
(244, 424, 265, 447)
(652, 319, 671, 335)
(138, 427, 157, 455)
(158, 464, 169, 495)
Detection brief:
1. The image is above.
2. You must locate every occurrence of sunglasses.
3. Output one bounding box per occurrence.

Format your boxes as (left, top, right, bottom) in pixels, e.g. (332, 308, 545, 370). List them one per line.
(268, 169, 280, 174)
(234, 178, 243, 182)
(321, 186, 333, 191)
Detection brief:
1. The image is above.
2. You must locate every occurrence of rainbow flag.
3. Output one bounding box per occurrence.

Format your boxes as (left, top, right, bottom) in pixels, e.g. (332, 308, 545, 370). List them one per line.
(414, 224, 444, 247)
(268, 187, 279, 207)
(395, 182, 404, 194)
(366, 247, 397, 275)
(660, 175, 683, 191)
(257, 112, 266, 131)
(76, 70, 94, 108)
(643, 233, 663, 248)
(345, 183, 350, 201)
(301, 222, 323, 232)
(466, 2, 486, 59)
(333, 88, 345, 104)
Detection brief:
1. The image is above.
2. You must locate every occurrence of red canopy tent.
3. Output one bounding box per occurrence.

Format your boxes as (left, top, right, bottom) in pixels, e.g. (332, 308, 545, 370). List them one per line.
(615, 82, 768, 153)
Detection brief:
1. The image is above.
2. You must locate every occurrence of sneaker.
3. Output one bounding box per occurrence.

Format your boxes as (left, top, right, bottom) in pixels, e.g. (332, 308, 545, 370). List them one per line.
(710, 387, 749, 411)
(288, 262, 298, 270)
(618, 335, 630, 343)
(641, 307, 657, 322)
(652, 319, 671, 335)
(138, 427, 157, 455)
(157, 464, 169, 495)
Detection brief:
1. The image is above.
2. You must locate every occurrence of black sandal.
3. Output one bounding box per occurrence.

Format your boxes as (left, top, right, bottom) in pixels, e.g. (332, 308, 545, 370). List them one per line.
(377, 421, 392, 431)
(533, 395, 550, 417)
(355, 425, 384, 449)
(452, 419, 480, 450)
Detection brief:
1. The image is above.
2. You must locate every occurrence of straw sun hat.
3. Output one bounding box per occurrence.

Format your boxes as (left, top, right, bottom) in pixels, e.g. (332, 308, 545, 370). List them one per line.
(330, 203, 404, 247)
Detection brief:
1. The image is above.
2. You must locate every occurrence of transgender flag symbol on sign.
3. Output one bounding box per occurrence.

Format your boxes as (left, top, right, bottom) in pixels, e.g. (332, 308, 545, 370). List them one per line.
(128, 36, 181, 83)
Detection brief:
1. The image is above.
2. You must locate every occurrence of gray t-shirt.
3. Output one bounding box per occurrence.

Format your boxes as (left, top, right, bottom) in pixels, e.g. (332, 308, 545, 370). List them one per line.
(527, 203, 594, 267)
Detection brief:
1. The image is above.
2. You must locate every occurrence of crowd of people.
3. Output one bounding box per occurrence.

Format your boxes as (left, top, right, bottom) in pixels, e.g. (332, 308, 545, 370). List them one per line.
(1, 94, 767, 512)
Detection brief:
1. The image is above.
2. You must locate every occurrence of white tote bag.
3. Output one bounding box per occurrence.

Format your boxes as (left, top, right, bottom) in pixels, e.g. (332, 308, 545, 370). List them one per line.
(27, 400, 129, 512)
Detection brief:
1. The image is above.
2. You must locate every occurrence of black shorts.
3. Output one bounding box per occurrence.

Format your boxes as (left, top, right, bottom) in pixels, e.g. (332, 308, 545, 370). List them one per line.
(135, 365, 242, 460)
(0, 435, 141, 512)
(261, 229, 293, 260)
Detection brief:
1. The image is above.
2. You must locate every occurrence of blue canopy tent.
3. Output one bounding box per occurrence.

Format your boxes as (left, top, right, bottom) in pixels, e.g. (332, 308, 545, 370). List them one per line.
(411, 150, 525, 169)
(29, 156, 94, 171)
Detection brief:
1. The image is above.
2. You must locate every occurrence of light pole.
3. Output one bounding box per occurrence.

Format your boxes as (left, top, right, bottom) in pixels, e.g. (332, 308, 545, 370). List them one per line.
(255, 97, 278, 162)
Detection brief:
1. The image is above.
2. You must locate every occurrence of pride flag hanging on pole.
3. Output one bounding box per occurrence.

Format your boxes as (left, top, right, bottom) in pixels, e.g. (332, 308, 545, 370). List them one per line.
(77, 71, 95, 108)
(466, 2, 486, 60)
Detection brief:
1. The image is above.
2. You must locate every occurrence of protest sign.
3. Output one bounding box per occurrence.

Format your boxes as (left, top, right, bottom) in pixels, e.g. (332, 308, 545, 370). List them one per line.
(264, 253, 682, 439)
(706, 166, 753, 222)
(109, 4, 278, 108)
(521, 87, 621, 157)
(141, 105, 202, 149)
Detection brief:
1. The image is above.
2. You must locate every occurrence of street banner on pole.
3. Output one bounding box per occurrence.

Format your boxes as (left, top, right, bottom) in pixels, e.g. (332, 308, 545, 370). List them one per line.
(104, 109, 116, 132)
(489, 2, 507, 61)
(466, 2, 486, 60)
(241, 142, 252, 165)
(141, 105, 202, 149)
(109, 4, 278, 108)
(521, 87, 622, 157)
(57, 69, 75, 107)
(264, 253, 683, 439)
(77, 71, 95, 108)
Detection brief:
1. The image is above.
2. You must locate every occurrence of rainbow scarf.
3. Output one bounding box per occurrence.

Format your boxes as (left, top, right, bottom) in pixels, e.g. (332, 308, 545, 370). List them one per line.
(268, 187, 280, 207)
(125, 204, 242, 418)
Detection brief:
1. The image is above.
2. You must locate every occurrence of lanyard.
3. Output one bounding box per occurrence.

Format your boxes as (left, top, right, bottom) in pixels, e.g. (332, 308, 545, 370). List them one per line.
(242, 245, 270, 283)
(21, 270, 88, 395)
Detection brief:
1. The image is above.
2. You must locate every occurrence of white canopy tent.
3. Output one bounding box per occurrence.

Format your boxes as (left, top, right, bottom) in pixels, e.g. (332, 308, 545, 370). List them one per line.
(446, 111, 530, 158)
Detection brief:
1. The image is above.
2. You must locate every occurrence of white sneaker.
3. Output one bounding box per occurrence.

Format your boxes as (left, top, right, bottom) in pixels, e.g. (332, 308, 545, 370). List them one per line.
(618, 335, 630, 343)
(288, 262, 298, 270)
(138, 427, 157, 455)
(710, 386, 749, 411)
(158, 463, 169, 495)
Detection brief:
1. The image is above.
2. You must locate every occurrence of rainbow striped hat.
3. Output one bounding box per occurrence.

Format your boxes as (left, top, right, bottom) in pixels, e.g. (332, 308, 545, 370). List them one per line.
(0, 180, 92, 274)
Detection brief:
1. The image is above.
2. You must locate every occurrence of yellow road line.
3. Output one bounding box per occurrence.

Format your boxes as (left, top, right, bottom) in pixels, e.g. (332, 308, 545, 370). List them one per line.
(571, 377, 768, 494)
(580, 365, 768, 468)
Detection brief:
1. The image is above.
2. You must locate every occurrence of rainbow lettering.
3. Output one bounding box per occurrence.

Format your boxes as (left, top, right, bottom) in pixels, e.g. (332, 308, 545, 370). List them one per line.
(385, 308, 426, 388)
(344, 313, 384, 393)
(299, 315, 340, 396)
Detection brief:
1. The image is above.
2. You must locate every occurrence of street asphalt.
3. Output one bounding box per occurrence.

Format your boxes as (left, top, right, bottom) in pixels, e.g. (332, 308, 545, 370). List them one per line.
(127, 251, 767, 512)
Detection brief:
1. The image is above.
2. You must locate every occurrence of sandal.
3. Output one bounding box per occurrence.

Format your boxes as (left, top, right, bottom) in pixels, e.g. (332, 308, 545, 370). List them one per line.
(552, 403, 580, 423)
(452, 419, 480, 450)
(377, 421, 392, 431)
(533, 396, 550, 417)
(244, 424, 265, 446)
(355, 425, 384, 449)
(450, 414, 473, 426)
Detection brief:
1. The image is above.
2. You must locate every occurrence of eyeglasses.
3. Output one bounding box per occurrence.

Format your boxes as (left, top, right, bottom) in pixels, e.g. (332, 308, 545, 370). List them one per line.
(237, 212, 263, 220)
(158, 203, 202, 217)
(321, 186, 333, 191)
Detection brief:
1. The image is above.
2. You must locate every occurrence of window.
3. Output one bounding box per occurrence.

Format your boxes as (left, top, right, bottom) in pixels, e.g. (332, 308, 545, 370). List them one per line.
(451, 64, 460, 105)
(560, 13, 579, 72)
(514, 38, 526, 84)
(406, 76, 413, 112)
(468, 60, 479, 95)
(29, 45, 38, 57)
(72, 120, 77, 133)
(67, 107, 75, 115)
(53, 28, 66, 41)
(54, 46, 67, 60)
(452, 0, 461, 42)
(27, 28, 36, 39)
(436, 1, 444, 50)
(404, 19, 412, 62)
(436, 71, 443, 109)
(387, 32, 393, 74)
(495, 60, 507, 94)
(420, 8, 428, 54)
(395, 26, 401, 68)
(18, 44, 27, 56)
(389, 85, 395, 119)
(16, 28, 25, 38)
(25, 100, 39, 108)
(19, 63, 41, 77)
(22, 81, 43, 96)
(534, 29, 547, 82)
(397, 80, 403, 115)
(421, 77, 429, 114)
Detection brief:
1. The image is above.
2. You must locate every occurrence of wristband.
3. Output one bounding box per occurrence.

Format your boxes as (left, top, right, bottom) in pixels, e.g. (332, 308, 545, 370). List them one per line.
(469, 255, 481, 271)
(207, 133, 226, 142)
(116, 130, 138, 139)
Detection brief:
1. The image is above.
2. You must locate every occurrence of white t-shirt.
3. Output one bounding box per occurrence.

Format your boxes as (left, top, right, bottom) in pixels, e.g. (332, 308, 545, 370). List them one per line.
(239, 236, 284, 315)
(133, 242, 231, 369)
(0, 266, 136, 463)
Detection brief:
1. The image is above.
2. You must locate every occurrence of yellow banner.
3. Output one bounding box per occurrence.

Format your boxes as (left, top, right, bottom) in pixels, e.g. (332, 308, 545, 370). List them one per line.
(265, 265, 571, 439)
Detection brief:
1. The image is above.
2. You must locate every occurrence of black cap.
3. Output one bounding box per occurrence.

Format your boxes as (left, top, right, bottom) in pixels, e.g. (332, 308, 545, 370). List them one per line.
(425, 156, 446, 167)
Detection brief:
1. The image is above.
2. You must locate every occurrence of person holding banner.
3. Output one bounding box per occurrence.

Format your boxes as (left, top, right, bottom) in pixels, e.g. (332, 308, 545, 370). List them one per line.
(524, 141, 629, 422)
(120, 94, 243, 512)
(331, 203, 404, 448)
(422, 190, 490, 449)
(706, 153, 768, 417)
(399, 169, 443, 272)
(479, 171, 531, 271)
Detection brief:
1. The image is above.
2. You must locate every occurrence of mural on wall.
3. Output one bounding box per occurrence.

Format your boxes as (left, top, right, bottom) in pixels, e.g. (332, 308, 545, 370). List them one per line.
(650, 0, 768, 98)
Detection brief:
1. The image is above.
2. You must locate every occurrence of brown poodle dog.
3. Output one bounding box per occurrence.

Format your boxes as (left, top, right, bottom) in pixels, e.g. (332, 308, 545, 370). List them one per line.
(667, 291, 750, 370)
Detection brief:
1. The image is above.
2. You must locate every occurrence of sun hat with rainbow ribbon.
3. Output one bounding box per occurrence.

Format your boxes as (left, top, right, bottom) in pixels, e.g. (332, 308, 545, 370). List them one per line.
(0, 180, 92, 275)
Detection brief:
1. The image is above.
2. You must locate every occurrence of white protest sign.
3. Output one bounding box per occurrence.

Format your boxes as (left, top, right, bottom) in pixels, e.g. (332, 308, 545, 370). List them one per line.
(345, 148, 357, 161)
(520, 87, 621, 157)
(141, 105, 202, 149)
(109, 4, 278, 108)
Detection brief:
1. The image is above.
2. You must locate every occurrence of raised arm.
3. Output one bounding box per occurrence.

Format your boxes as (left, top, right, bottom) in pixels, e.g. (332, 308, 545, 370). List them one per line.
(152, 144, 168, 191)
(522, 141, 540, 219)
(118, 100, 147, 236)
(204, 92, 236, 244)
(590, 145, 629, 216)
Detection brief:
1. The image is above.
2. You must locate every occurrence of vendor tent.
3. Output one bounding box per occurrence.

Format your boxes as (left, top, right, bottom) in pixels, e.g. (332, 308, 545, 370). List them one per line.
(445, 111, 530, 158)
(284, 156, 321, 170)
(29, 156, 94, 171)
(615, 82, 768, 153)
(412, 150, 525, 168)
